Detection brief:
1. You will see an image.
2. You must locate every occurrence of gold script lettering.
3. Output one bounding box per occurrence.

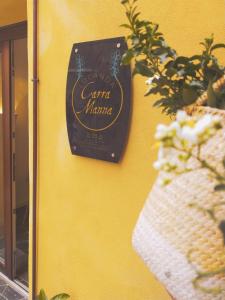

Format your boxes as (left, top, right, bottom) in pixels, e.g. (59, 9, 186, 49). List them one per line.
(81, 82, 111, 100)
(77, 99, 113, 116)
(81, 81, 95, 100)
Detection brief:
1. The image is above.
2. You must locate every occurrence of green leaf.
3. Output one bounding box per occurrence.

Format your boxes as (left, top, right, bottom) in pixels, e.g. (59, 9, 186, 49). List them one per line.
(120, 24, 132, 30)
(153, 98, 166, 107)
(51, 294, 70, 300)
(200, 41, 206, 48)
(174, 56, 189, 66)
(132, 12, 140, 22)
(207, 35, 214, 43)
(152, 47, 169, 56)
(165, 67, 177, 77)
(126, 11, 131, 20)
(147, 85, 169, 96)
(182, 86, 198, 105)
(189, 55, 202, 61)
(121, 0, 225, 116)
(131, 5, 137, 14)
(133, 60, 154, 77)
(121, 49, 134, 65)
(38, 289, 48, 300)
(189, 80, 204, 89)
(135, 20, 151, 28)
(211, 43, 225, 52)
(215, 184, 225, 191)
(131, 36, 139, 45)
(164, 60, 174, 68)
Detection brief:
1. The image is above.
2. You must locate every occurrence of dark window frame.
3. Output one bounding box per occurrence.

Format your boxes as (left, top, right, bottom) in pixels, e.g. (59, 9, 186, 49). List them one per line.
(0, 21, 27, 43)
(0, 21, 27, 279)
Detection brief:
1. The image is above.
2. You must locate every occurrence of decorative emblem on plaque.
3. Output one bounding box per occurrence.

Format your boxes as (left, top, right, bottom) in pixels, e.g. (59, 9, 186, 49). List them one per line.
(66, 37, 131, 163)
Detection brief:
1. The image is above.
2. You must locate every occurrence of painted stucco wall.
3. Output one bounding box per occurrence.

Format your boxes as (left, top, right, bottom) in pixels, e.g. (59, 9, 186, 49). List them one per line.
(29, 0, 225, 299)
(0, 0, 26, 27)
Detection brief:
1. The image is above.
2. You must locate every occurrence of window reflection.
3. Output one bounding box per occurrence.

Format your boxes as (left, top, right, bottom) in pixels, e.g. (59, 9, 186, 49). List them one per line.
(0, 51, 5, 264)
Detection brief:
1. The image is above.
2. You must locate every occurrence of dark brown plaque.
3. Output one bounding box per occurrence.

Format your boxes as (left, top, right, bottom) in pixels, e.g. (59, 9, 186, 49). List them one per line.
(66, 37, 131, 163)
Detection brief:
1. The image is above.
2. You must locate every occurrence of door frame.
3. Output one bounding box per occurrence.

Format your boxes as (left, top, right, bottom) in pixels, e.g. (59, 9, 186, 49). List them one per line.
(0, 22, 27, 43)
(0, 21, 27, 280)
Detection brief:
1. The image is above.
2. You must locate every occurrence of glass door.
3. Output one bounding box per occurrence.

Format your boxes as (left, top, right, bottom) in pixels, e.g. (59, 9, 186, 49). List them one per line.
(11, 37, 29, 288)
(0, 40, 13, 278)
(0, 45, 6, 267)
(0, 34, 28, 289)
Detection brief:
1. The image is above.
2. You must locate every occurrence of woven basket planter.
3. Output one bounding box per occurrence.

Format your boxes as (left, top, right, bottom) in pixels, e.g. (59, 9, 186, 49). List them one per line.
(132, 78, 225, 300)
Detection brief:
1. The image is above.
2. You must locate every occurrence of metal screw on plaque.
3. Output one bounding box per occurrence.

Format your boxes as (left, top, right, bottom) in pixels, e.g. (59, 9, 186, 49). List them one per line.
(116, 43, 121, 48)
(111, 153, 115, 158)
(75, 48, 78, 53)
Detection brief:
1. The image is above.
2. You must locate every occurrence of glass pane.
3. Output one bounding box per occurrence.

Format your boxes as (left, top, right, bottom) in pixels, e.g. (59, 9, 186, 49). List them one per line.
(0, 50, 5, 264)
(13, 38, 29, 287)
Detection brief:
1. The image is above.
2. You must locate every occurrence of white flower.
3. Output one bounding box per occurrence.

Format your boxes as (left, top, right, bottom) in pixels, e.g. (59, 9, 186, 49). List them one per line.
(175, 114, 221, 145)
(194, 115, 214, 135)
(194, 114, 221, 135)
(153, 158, 167, 170)
(153, 112, 223, 187)
(158, 146, 164, 159)
(158, 177, 171, 186)
(145, 74, 160, 85)
(155, 124, 169, 139)
(169, 121, 181, 135)
(176, 110, 189, 122)
(179, 126, 198, 144)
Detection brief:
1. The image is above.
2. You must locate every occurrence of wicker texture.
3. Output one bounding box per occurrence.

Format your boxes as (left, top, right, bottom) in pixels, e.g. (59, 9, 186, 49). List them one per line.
(133, 107, 225, 300)
(185, 75, 225, 115)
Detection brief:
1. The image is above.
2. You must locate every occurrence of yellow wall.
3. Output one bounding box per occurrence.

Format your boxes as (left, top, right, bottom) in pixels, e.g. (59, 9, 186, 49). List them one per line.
(0, 0, 26, 27)
(32, 0, 225, 299)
